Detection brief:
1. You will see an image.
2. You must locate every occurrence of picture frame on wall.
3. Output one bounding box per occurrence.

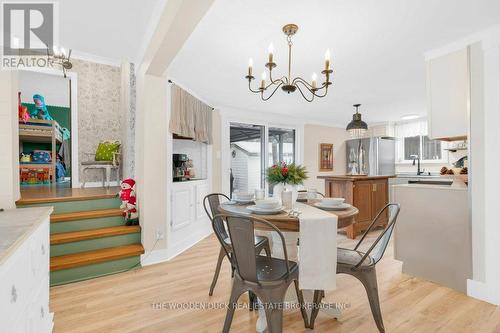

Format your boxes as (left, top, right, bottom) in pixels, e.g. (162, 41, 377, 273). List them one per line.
(319, 143, 333, 171)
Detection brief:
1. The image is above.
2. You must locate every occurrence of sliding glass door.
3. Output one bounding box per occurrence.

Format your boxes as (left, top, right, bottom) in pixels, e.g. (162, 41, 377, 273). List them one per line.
(229, 123, 265, 198)
(228, 123, 296, 198)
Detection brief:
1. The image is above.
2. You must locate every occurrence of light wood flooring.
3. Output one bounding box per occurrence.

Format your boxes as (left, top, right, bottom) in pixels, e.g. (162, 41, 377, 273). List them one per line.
(50, 232, 500, 333)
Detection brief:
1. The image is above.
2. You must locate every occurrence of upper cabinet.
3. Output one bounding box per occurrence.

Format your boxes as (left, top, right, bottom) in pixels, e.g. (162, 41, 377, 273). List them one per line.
(426, 47, 469, 141)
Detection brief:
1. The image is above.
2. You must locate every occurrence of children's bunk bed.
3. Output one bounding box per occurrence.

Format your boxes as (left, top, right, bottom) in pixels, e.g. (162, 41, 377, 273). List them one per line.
(19, 119, 63, 185)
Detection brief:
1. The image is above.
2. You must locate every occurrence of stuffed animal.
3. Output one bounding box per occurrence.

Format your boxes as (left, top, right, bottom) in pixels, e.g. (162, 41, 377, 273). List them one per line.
(124, 195, 139, 226)
(32, 94, 53, 120)
(119, 178, 136, 209)
(18, 92, 30, 123)
(20, 153, 31, 163)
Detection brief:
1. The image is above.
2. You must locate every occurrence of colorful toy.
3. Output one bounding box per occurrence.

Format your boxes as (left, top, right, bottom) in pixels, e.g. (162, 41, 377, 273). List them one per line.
(123, 195, 139, 226)
(119, 178, 136, 209)
(32, 150, 51, 163)
(20, 168, 30, 185)
(20, 153, 32, 163)
(18, 92, 30, 123)
(32, 94, 53, 120)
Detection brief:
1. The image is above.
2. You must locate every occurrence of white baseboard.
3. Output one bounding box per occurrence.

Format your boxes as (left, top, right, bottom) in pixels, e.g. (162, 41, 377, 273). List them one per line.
(140, 248, 169, 266)
(467, 279, 500, 306)
(140, 228, 213, 266)
(79, 181, 120, 188)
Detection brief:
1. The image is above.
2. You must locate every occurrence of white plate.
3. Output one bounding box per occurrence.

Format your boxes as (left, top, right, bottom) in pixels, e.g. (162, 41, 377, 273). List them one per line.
(314, 202, 352, 211)
(232, 198, 255, 204)
(246, 205, 284, 215)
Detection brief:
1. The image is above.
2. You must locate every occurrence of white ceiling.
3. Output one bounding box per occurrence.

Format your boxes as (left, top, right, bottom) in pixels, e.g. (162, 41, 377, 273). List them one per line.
(58, 0, 164, 64)
(169, 0, 500, 125)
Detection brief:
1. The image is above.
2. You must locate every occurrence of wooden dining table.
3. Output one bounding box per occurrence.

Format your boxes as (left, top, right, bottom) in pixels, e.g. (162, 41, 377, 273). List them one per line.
(218, 199, 359, 231)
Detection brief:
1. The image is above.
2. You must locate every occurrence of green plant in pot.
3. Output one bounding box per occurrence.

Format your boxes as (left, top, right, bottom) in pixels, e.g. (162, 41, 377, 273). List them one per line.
(266, 163, 308, 202)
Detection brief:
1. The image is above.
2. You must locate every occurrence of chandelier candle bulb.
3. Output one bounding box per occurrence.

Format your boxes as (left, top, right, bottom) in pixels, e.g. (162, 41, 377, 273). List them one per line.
(312, 72, 318, 89)
(260, 72, 266, 89)
(268, 43, 274, 63)
(248, 58, 253, 76)
(325, 49, 331, 70)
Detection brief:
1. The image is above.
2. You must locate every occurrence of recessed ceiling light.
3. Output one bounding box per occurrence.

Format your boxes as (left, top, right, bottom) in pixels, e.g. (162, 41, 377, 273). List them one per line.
(401, 114, 419, 120)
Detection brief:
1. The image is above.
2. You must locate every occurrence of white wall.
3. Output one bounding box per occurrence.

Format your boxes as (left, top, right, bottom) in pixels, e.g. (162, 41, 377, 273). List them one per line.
(18, 71, 70, 107)
(302, 124, 350, 192)
(0, 71, 19, 209)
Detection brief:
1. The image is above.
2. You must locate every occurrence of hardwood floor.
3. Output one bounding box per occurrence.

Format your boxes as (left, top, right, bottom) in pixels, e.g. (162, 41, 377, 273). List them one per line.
(17, 186, 120, 205)
(50, 232, 500, 333)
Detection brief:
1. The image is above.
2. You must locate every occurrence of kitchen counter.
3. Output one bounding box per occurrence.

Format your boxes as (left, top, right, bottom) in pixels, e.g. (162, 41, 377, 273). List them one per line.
(0, 206, 53, 265)
(392, 184, 471, 293)
(317, 175, 395, 181)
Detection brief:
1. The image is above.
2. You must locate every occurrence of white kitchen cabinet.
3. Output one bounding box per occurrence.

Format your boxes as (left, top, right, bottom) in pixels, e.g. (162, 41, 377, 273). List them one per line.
(169, 180, 213, 259)
(426, 47, 469, 141)
(0, 208, 53, 333)
(171, 183, 193, 230)
(195, 183, 210, 220)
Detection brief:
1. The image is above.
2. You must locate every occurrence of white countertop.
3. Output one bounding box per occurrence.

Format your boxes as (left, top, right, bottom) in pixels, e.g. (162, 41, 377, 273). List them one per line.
(0, 207, 53, 265)
(393, 183, 467, 191)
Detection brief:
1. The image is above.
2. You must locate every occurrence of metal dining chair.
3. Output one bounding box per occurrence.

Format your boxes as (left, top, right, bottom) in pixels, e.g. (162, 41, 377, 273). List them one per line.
(203, 193, 271, 297)
(212, 214, 309, 333)
(309, 203, 401, 332)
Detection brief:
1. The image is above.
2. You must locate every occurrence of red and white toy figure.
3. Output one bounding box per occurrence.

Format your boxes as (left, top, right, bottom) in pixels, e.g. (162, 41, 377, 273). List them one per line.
(124, 195, 139, 226)
(119, 178, 136, 209)
(118, 178, 139, 225)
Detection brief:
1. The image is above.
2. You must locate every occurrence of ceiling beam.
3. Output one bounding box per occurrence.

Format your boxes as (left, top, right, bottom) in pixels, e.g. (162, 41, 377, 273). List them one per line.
(141, 0, 215, 76)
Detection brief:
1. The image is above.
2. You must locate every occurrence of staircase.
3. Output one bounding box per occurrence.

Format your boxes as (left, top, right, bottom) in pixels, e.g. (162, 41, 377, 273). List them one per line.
(17, 190, 144, 286)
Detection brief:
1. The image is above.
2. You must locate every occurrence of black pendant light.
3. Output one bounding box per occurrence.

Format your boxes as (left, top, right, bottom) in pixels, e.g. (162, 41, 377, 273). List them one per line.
(346, 103, 368, 137)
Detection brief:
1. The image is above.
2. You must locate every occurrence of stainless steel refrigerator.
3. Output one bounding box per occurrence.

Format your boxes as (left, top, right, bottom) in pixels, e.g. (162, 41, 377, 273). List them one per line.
(346, 137, 396, 176)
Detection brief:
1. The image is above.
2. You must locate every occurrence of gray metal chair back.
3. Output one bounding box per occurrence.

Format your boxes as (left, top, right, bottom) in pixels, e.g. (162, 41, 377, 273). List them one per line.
(213, 214, 291, 283)
(353, 203, 401, 269)
(203, 193, 230, 240)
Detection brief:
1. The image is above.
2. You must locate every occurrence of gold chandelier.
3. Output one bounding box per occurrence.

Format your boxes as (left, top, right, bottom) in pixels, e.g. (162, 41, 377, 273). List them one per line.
(245, 24, 333, 102)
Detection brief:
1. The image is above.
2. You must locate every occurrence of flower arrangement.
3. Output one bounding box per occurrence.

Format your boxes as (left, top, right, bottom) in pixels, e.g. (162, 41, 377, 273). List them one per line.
(266, 162, 308, 185)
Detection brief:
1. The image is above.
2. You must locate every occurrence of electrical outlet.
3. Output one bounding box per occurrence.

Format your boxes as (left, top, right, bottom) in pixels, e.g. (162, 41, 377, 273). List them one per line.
(156, 228, 165, 240)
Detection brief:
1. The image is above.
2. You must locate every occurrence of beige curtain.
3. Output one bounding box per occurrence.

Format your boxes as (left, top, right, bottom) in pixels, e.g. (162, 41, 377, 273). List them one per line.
(170, 84, 212, 143)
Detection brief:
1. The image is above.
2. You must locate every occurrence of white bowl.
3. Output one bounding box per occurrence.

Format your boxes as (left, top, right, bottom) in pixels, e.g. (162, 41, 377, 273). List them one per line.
(233, 192, 254, 201)
(255, 198, 280, 209)
(320, 197, 345, 206)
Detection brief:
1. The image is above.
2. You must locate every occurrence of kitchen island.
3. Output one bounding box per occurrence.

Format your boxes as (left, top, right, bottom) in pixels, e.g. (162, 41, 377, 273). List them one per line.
(318, 175, 395, 238)
(393, 183, 471, 293)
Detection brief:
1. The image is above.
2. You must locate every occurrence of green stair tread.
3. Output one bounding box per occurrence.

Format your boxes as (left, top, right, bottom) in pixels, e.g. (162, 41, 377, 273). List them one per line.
(51, 225, 141, 245)
(51, 244, 145, 271)
(51, 208, 123, 223)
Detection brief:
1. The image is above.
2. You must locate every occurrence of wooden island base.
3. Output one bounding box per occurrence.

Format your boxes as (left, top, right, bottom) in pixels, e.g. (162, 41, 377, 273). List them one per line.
(318, 175, 394, 239)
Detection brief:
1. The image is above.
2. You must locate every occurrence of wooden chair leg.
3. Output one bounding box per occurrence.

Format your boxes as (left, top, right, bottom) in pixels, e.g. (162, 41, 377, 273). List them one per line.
(209, 246, 225, 296)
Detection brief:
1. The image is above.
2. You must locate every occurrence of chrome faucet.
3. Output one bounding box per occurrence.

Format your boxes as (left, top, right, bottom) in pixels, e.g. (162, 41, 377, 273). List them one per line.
(410, 154, 424, 175)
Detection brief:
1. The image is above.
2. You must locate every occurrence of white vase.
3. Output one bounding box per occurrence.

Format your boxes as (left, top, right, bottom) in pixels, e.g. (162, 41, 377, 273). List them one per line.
(273, 183, 298, 203)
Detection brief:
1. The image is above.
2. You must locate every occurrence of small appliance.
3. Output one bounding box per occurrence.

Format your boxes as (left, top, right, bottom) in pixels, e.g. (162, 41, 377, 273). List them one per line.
(173, 154, 189, 182)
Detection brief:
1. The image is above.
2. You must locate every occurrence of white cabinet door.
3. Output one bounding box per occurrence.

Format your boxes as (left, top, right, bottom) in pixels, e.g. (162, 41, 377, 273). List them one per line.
(171, 186, 193, 230)
(426, 47, 468, 140)
(195, 182, 210, 221)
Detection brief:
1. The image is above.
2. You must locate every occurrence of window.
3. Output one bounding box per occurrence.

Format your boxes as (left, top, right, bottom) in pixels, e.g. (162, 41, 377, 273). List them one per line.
(395, 120, 447, 163)
(403, 135, 442, 161)
(268, 127, 295, 166)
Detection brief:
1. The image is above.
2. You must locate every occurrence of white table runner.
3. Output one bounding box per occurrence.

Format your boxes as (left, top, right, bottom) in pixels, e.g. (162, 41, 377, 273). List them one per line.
(296, 202, 338, 291)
